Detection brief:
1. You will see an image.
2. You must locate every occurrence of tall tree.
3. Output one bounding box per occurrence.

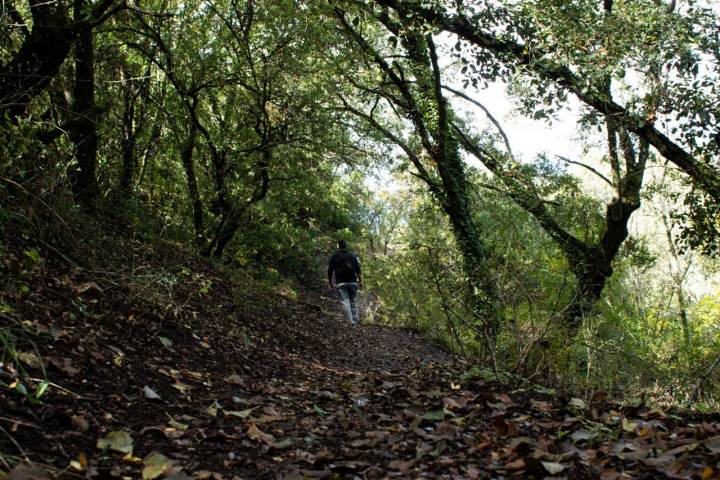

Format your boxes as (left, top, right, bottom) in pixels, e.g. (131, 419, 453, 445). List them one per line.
(67, 0, 100, 203)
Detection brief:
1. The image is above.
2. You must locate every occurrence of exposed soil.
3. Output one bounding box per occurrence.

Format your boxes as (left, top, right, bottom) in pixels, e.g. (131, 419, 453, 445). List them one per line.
(1, 236, 719, 479)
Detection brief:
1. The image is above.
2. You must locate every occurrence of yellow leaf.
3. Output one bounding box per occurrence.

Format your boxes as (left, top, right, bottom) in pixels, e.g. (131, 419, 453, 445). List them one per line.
(622, 417, 638, 433)
(224, 407, 256, 419)
(172, 382, 192, 393)
(247, 423, 274, 445)
(205, 401, 219, 417)
(97, 431, 134, 454)
(166, 412, 189, 431)
(142, 452, 173, 480)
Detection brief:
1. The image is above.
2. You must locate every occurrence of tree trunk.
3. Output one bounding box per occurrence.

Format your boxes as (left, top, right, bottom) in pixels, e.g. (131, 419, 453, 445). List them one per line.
(0, 1, 75, 123)
(120, 67, 136, 192)
(563, 251, 612, 327)
(211, 217, 241, 259)
(67, 7, 99, 204)
(180, 121, 204, 247)
(564, 196, 639, 328)
(436, 144, 500, 336)
(207, 148, 271, 259)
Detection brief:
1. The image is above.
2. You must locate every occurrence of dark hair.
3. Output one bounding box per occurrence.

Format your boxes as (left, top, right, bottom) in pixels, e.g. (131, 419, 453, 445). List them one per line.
(337, 239, 347, 250)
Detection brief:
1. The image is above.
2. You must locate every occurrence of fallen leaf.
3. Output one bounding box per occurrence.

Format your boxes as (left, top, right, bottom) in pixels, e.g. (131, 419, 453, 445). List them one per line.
(205, 401, 220, 417)
(165, 473, 193, 480)
(247, 423, 275, 445)
(97, 430, 134, 454)
(191, 471, 213, 480)
(71, 415, 89, 432)
(569, 398, 586, 409)
(75, 282, 103, 299)
(571, 429, 597, 442)
(442, 397, 466, 410)
(421, 410, 445, 421)
(172, 382, 192, 393)
(388, 460, 414, 472)
(492, 416, 510, 436)
(704, 436, 720, 453)
(143, 386, 162, 400)
(505, 459, 525, 470)
(541, 461, 566, 475)
(224, 407, 256, 419)
(142, 452, 174, 480)
(622, 417, 637, 433)
(224, 374, 243, 385)
(600, 468, 621, 480)
(272, 438, 294, 450)
(7, 463, 53, 480)
(17, 352, 43, 369)
(158, 337, 173, 349)
(167, 414, 189, 431)
(47, 356, 80, 376)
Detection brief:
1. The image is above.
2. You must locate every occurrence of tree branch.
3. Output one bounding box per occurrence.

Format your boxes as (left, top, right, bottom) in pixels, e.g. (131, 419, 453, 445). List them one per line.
(373, 0, 720, 206)
(556, 155, 614, 188)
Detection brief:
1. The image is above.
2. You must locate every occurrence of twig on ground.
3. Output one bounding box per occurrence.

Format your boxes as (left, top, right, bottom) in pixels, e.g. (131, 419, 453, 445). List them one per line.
(0, 425, 29, 461)
(28, 378, 94, 400)
(0, 416, 41, 430)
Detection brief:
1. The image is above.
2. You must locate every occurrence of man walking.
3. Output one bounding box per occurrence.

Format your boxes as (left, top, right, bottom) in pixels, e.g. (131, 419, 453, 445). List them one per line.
(328, 240, 363, 325)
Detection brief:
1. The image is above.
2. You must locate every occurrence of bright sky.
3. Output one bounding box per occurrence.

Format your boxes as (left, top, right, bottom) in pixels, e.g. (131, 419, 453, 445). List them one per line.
(446, 78, 587, 165)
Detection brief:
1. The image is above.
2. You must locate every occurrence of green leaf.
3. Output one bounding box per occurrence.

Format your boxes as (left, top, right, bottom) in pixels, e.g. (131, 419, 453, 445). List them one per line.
(224, 407, 257, 419)
(34, 380, 49, 399)
(23, 248, 41, 264)
(421, 410, 445, 421)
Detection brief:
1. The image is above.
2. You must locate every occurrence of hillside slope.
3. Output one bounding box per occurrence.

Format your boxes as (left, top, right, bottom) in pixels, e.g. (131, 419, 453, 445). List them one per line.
(1, 235, 719, 479)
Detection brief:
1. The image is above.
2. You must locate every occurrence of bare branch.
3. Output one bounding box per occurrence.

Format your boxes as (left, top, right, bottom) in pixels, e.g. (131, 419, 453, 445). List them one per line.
(556, 155, 614, 188)
(441, 84, 515, 161)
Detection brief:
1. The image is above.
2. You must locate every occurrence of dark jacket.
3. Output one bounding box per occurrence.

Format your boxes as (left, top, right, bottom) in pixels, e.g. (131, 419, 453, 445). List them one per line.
(328, 249, 361, 285)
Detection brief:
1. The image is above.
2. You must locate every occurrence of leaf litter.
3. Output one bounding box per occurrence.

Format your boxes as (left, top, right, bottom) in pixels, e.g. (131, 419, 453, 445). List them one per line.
(1, 240, 719, 479)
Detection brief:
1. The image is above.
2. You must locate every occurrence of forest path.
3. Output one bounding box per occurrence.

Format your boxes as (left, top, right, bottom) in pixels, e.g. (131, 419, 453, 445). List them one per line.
(2, 246, 719, 480)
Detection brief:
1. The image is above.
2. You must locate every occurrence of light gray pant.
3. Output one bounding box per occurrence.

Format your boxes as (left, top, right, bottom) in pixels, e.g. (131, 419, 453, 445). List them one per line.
(336, 283, 359, 324)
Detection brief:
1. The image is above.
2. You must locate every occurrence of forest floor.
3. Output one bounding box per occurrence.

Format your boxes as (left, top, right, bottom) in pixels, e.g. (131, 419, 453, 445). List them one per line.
(1, 232, 720, 479)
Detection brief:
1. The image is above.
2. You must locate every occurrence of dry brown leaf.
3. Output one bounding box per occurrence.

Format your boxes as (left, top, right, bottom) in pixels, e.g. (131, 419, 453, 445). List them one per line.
(8, 463, 53, 480)
(504, 459, 525, 471)
(704, 436, 720, 453)
(75, 282, 103, 299)
(47, 356, 80, 376)
(247, 423, 274, 445)
(71, 414, 89, 431)
(388, 459, 414, 472)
